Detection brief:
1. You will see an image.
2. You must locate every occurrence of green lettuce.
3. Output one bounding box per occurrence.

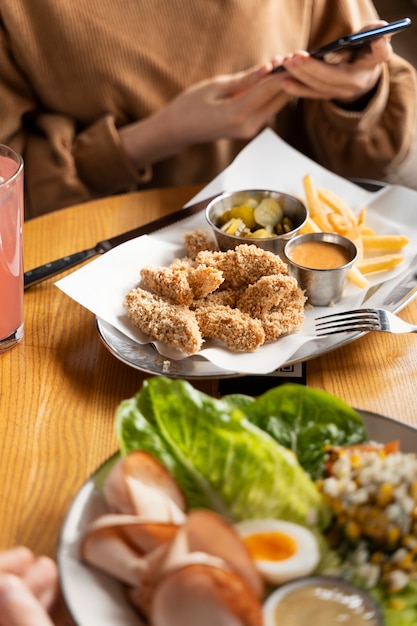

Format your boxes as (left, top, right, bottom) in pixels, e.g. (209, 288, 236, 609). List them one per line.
(371, 580, 417, 626)
(241, 383, 366, 478)
(116, 377, 330, 529)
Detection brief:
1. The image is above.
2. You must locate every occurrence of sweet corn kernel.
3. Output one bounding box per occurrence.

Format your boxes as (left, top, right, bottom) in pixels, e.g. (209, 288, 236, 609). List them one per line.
(345, 520, 361, 541)
(386, 526, 401, 547)
(377, 483, 394, 507)
(410, 481, 417, 500)
(370, 552, 385, 565)
(350, 453, 362, 469)
(388, 598, 406, 610)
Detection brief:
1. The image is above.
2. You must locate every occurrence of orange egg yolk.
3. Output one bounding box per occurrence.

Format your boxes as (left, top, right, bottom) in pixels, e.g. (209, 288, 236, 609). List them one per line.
(243, 531, 297, 562)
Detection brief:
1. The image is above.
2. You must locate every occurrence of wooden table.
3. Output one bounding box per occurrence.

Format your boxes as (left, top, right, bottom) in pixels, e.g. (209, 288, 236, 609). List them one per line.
(1, 184, 416, 561)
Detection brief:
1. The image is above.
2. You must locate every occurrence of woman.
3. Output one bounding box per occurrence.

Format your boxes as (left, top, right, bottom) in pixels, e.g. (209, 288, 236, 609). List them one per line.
(0, 0, 416, 218)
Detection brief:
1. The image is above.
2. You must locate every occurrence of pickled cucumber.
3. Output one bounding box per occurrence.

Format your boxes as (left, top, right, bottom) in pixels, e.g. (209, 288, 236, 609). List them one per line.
(253, 198, 284, 229)
(216, 196, 293, 239)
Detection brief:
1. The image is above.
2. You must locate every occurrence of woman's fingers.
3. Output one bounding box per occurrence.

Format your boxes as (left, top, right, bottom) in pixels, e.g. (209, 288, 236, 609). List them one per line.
(278, 20, 393, 103)
(280, 51, 383, 101)
(0, 548, 59, 612)
(0, 547, 35, 577)
(22, 556, 58, 611)
(0, 574, 54, 626)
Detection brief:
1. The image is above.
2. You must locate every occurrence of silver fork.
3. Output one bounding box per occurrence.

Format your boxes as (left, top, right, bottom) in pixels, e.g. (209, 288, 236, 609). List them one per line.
(315, 308, 417, 336)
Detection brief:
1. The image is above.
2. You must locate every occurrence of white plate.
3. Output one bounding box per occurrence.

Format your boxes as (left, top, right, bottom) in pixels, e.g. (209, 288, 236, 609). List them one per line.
(56, 131, 417, 378)
(57, 409, 417, 626)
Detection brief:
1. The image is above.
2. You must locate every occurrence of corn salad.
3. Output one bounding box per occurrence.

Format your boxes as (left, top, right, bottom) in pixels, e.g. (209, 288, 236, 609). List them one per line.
(318, 443, 417, 594)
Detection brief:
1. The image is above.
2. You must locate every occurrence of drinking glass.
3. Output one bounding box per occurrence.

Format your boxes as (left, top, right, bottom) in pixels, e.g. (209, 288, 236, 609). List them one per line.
(0, 145, 24, 352)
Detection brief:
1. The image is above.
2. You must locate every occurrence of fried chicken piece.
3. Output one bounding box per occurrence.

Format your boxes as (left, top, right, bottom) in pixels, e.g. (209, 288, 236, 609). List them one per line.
(260, 288, 306, 342)
(194, 303, 265, 352)
(169, 256, 197, 271)
(141, 262, 223, 306)
(184, 229, 218, 259)
(140, 266, 194, 306)
(196, 244, 288, 288)
(194, 287, 241, 309)
(237, 274, 299, 318)
(187, 265, 224, 299)
(125, 288, 202, 355)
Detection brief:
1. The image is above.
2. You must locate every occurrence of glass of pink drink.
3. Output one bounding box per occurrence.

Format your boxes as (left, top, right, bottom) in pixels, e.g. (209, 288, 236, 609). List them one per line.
(0, 145, 24, 352)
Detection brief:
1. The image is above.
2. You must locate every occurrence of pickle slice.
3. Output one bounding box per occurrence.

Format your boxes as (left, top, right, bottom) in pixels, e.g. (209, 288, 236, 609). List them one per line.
(254, 198, 284, 228)
(229, 205, 257, 230)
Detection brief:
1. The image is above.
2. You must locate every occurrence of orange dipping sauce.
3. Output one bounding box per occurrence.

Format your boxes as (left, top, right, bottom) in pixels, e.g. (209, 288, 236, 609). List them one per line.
(289, 240, 352, 270)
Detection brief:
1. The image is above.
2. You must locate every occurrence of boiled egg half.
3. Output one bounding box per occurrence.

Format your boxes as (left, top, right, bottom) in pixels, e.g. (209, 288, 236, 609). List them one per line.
(235, 518, 320, 585)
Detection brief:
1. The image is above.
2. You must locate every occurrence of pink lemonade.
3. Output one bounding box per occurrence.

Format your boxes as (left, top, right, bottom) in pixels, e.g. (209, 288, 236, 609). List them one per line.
(0, 148, 24, 349)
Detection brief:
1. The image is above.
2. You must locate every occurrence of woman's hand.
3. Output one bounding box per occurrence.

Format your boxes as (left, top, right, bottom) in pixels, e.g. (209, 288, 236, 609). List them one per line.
(0, 547, 72, 626)
(120, 61, 289, 167)
(278, 21, 392, 104)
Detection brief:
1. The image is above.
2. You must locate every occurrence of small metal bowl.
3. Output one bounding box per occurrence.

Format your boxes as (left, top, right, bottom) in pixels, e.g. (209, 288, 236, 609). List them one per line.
(206, 190, 308, 257)
(283, 232, 358, 307)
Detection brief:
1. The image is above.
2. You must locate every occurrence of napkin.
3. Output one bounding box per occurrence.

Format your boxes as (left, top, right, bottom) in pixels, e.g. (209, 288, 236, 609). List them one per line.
(56, 129, 417, 375)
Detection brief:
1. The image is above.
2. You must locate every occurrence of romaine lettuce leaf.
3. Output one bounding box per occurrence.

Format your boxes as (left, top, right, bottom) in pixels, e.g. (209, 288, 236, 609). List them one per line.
(241, 383, 366, 478)
(371, 580, 417, 626)
(115, 377, 330, 529)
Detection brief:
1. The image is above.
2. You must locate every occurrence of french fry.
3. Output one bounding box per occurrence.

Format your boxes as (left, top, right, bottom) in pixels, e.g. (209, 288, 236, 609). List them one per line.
(328, 213, 355, 236)
(347, 265, 370, 289)
(359, 226, 375, 236)
(361, 235, 409, 252)
(318, 188, 357, 222)
(299, 217, 322, 234)
(302, 174, 333, 231)
(357, 207, 367, 228)
(356, 254, 405, 274)
(300, 175, 408, 290)
(313, 213, 334, 231)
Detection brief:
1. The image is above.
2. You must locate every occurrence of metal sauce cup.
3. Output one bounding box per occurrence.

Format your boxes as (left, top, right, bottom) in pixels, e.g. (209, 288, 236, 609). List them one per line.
(283, 232, 358, 306)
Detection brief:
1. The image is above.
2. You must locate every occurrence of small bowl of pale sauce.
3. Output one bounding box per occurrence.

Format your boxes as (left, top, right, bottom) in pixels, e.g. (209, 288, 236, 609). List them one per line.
(263, 576, 383, 626)
(283, 232, 358, 306)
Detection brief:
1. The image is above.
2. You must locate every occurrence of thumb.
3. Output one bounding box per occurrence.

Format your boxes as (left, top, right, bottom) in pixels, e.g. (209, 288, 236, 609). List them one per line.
(0, 574, 54, 626)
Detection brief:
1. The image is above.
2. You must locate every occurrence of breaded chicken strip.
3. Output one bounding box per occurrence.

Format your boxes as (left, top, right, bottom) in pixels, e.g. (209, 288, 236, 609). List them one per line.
(194, 287, 241, 309)
(125, 288, 202, 355)
(260, 288, 306, 342)
(237, 274, 299, 318)
(141, 263, 223, 305)
(196, 244, 288, 288)
(184, 229, 218, 259)
(186, 265, 224, 299)
(140, 266, 194, 306)
(169, 256, 197, 271)
(194, 303, 265, 352)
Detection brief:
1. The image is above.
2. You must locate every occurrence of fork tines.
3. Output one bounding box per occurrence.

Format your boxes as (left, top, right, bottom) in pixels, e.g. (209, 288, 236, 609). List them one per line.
(315, 309, 381, 335)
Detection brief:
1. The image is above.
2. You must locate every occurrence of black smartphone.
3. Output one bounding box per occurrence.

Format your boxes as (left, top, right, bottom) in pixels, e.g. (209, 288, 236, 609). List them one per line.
(271, 17, 411, 73)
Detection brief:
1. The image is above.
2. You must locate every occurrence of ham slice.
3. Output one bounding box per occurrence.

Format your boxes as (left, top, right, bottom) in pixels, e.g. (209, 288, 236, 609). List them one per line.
(81, 515, 181, 583)
(150, 562, 263, 626)
(103, 451, 186, 523)
(81, 452, 265, 624)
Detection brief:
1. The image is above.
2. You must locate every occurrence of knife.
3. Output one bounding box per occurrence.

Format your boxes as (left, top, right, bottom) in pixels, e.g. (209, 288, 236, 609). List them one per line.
(24, 195, 217, 289)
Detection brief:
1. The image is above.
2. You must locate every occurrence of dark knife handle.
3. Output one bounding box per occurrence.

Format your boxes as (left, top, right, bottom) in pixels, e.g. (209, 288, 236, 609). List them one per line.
(24, 247, 98, 289)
